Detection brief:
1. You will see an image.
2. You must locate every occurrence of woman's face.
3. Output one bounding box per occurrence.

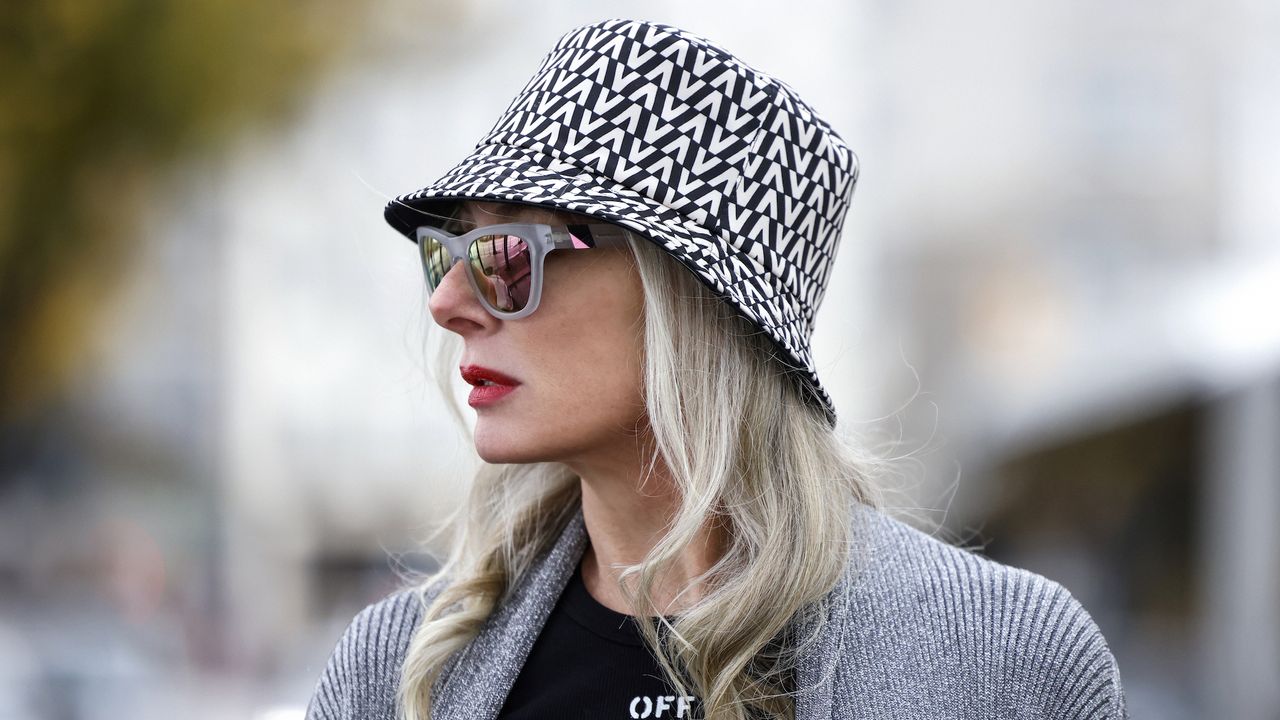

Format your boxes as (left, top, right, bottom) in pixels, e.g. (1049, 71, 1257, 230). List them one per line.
(428, 200, 648, 467)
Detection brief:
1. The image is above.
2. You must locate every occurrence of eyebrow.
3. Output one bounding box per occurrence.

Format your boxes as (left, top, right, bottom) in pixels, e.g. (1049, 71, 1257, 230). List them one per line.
(455, 202, 509, 227)
(453, 203, 476, 226)
(453, 201, 570, 228)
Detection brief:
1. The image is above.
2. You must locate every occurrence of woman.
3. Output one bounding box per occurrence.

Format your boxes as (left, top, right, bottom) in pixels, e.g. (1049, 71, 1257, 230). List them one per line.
(308, 18, 1127, 720)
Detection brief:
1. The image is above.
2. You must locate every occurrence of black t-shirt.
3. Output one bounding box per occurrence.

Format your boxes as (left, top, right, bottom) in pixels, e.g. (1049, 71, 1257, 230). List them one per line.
(496, 559, 702, 720)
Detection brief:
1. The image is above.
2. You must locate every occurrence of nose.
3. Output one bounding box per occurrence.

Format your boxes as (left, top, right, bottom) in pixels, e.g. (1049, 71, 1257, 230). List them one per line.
(428, 260, 496, 335)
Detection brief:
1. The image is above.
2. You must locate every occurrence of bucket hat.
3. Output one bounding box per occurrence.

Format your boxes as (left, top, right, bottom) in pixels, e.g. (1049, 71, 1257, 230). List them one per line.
(384, 18, 859, 426)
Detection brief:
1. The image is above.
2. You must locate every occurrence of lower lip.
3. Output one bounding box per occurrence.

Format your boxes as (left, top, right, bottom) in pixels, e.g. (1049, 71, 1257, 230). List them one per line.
(468, 383, 518, 407)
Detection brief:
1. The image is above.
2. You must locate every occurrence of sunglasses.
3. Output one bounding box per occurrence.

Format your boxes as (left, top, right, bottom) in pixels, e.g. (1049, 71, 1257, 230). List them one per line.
(414, 221, 631, 319)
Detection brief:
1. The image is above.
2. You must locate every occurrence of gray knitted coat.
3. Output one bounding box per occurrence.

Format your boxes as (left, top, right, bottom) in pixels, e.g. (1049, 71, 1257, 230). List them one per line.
(306, 501, 1127, 719)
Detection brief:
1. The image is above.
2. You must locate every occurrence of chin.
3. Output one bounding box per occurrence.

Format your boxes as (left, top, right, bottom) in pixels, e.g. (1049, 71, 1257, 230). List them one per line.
(472, 438, 519, 465)
(472, 422, 544, 465)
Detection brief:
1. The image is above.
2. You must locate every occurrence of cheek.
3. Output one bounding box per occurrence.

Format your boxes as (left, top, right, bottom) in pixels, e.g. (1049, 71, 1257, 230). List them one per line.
(531, 258, 647, 420)
(540, 303, 643, 411)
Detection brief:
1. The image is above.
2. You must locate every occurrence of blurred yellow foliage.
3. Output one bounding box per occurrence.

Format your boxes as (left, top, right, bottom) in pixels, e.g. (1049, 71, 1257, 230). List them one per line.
(0, 0, 369, 424)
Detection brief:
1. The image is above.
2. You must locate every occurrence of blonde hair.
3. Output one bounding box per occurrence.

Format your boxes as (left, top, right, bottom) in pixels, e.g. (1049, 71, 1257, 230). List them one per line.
(397, 205, 879, 719)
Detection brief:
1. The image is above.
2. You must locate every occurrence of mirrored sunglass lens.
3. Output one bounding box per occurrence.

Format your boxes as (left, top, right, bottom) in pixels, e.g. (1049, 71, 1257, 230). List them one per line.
(467, 234, 533, 313)
(420, 236, 452, 289)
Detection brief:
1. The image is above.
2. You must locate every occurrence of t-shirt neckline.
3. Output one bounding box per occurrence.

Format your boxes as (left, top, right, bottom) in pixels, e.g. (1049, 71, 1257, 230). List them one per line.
(562, 558, 679, 648)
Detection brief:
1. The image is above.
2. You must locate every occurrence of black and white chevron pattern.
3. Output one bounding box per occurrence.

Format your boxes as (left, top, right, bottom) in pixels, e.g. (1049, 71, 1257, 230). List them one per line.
(385, 18, 860, 425)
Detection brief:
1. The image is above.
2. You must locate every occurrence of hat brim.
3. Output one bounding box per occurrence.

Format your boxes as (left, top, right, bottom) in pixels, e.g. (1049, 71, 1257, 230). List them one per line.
(384, 142, 836, 426)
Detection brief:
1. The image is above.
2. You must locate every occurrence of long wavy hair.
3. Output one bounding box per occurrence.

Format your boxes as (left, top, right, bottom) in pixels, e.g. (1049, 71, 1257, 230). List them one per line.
(396, 204, 879, 720)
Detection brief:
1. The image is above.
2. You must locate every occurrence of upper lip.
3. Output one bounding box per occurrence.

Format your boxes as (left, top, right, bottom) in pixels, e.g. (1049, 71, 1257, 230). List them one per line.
(460, 365, 521, 387)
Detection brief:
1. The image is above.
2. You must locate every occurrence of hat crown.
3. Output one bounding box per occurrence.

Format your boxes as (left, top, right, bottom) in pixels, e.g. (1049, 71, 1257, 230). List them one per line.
(475, 19, 859, 335)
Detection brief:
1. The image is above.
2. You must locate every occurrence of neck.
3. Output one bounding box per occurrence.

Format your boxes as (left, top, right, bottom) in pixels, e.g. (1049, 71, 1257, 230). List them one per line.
(566, 430, 726, 618)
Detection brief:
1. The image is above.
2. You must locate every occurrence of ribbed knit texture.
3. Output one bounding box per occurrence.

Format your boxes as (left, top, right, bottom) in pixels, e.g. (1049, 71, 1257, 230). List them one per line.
(305, 501, 1127, 719)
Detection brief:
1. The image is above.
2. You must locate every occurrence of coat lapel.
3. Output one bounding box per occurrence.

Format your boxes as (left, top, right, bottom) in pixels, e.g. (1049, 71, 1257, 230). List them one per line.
(793, 501, 873, 720)
(430, 506, 590, 720)
(792, 557, 853, 720)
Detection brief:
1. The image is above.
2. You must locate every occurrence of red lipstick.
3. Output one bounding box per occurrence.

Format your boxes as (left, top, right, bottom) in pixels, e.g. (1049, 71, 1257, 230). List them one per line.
(460, 365, 521, 407)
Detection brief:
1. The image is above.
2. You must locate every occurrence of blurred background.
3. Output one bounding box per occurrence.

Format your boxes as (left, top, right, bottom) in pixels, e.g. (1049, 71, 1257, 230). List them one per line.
(2, 0, 1277, 718)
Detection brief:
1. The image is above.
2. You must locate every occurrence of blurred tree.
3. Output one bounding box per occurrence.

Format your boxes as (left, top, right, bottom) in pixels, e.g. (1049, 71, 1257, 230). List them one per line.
(0, 0, 369, 426)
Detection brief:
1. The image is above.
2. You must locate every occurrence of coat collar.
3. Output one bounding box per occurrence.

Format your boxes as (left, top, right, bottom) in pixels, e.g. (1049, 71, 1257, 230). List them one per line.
(431, 502, 852, 720)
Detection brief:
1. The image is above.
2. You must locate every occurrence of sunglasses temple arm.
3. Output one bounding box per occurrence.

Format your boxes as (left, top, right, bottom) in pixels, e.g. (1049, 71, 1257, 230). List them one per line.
(550, 225, 632, 250)
(593, 226, 632, 247)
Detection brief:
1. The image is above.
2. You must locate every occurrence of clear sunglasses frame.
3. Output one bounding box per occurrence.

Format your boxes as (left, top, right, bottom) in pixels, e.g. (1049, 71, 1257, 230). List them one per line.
(414, 222, 632, 319)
